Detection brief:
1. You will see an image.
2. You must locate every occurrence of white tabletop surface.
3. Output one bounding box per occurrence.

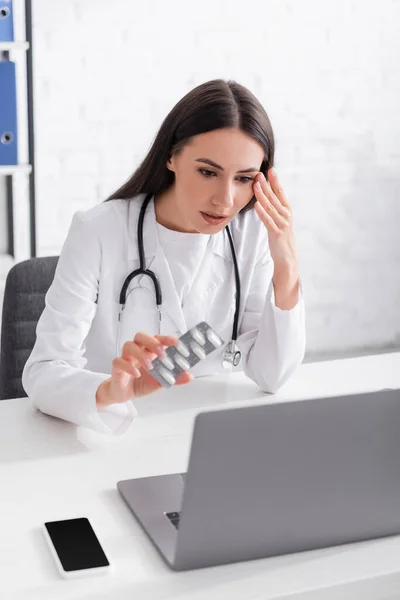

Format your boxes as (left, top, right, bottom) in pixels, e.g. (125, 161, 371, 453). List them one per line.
(2, 352, 400, 600)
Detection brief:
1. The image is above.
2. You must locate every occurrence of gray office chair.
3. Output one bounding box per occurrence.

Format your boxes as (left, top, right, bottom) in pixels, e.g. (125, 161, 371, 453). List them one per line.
(0, 257, 58, 400)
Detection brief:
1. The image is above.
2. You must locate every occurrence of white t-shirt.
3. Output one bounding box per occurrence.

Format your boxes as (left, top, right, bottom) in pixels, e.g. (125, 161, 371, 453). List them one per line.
(156, 222, 210, 306)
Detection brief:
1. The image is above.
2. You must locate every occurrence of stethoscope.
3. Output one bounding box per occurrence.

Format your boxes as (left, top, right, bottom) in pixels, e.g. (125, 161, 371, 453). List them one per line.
(118, 193, 242, 368)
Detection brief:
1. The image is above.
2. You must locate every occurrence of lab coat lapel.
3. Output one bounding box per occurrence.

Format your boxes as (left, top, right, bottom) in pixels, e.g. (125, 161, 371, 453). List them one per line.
(127, 196, 187, 336)
(182, 227, 235, 330)
(147, 249, 187, 335)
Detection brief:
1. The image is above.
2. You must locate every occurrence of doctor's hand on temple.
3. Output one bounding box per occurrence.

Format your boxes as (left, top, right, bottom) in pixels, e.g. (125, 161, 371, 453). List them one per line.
(254, 168, 300, 311)
(96, 333, 193, 408)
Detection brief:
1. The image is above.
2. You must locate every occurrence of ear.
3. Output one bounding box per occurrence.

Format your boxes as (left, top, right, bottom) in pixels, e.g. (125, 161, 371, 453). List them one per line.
(166, 156, 176, 172)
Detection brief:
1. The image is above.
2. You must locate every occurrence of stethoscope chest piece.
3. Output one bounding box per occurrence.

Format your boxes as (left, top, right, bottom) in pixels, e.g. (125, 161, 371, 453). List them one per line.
(222, 340, 242, 369)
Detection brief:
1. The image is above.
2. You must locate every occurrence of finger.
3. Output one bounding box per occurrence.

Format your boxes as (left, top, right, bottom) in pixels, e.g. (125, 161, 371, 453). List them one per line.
(134, 332, 177, 357)
(254, 201, 280, 235)
(154, 335, 179, 346)
(122, 341, 155, 370)
(112, 357, 141, 378)
(174, 371, 194, 386)
(264, 179, 291, 219)
(254, 181, 287, 229)
(266, 168, 290, 208)
(257, 173, 291, 219)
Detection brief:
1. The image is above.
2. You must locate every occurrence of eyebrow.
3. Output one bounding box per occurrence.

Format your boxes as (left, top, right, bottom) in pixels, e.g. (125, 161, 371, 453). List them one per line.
(195, 158, 259, 173)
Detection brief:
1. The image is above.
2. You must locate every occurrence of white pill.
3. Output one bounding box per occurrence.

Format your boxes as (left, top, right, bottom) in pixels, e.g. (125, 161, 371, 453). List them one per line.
(174, 355, 190, 371)
(160, 355, 175, 370)
(191, 327, 206, 345)
(176, 341, 190, 358)
(206, 329, 223, 347)
(191, 342, 206, 360)
(158, 367, 176, 385)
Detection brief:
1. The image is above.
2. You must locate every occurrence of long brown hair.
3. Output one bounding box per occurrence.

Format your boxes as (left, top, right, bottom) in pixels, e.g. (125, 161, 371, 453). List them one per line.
(106, 79, 275, 212)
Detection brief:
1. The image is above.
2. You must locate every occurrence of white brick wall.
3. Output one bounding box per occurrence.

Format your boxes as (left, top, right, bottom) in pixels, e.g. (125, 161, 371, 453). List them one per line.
(23, 0, 400, 358)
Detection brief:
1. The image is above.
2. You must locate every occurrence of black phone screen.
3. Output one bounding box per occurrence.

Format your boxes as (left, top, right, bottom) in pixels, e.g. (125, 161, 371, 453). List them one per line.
(45, 518, 110, 572)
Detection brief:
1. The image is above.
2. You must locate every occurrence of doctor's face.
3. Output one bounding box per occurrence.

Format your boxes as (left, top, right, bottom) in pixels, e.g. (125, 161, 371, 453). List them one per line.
(160, 128, 265, 234)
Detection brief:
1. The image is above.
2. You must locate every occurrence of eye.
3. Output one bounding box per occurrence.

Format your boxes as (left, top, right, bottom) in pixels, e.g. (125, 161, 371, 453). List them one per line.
(198, 168, 216, 178)
(236, 176, 254, 184)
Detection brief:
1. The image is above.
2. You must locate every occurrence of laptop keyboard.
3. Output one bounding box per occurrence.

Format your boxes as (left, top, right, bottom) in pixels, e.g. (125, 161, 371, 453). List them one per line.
(165, 511, 180, 529)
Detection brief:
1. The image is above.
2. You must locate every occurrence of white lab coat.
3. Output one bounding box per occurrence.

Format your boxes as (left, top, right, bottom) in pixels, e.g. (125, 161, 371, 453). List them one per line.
(22, 195, 306, 435)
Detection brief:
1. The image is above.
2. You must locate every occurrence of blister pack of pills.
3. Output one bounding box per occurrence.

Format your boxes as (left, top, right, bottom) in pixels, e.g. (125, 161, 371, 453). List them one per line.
(149, 322, 224, 388)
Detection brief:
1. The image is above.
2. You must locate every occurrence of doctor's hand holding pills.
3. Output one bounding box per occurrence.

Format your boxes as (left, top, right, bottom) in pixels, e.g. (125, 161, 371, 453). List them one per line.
(96, 333, 193, 407)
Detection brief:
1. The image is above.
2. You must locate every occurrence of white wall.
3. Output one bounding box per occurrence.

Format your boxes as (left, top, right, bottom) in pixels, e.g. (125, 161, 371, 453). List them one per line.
(26, 0, 400, 358)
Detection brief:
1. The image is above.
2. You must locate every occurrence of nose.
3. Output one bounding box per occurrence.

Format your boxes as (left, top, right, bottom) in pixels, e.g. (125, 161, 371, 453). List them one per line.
(212, 181, 234, 209)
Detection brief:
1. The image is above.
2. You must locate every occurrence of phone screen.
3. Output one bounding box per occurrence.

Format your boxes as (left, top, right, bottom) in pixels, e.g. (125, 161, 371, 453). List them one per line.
(45, 518, 110, 572)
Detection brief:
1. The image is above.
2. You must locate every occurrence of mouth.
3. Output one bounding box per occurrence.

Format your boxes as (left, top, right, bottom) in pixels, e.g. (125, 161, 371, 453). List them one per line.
(200, 211, 230, 225)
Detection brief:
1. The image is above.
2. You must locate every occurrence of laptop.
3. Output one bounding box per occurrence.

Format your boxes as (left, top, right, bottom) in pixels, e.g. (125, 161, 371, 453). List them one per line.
(117, 388, 400, 571)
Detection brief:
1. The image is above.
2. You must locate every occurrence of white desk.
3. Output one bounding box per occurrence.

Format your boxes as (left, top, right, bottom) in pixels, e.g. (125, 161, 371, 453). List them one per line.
(2, 352, 400, 600)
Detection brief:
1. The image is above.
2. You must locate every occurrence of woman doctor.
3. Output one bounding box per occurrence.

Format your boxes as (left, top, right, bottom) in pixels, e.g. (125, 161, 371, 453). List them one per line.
(22, 79, 306, 435)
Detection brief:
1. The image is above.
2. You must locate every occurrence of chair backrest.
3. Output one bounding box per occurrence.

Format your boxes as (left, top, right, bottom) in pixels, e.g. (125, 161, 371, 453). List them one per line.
(0, 257, 58, 400)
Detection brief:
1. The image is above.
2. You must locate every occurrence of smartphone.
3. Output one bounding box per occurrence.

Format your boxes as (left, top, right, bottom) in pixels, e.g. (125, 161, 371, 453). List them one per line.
(43, 518, 111, 578)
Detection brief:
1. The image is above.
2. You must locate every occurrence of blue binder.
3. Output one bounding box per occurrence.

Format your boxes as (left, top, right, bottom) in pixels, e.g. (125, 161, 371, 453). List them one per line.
(0, 0, 14, 42)
(0, 61, 18, 165)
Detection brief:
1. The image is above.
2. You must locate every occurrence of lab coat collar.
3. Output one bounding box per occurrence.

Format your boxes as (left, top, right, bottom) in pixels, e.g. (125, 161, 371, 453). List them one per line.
(211, 226, 233, 262)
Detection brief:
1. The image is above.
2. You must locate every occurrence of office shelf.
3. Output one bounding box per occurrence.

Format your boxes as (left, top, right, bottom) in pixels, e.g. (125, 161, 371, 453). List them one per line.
(0, 41, 29, 51)
(1, 1, 36, 259)
(0, 165, 32, 175)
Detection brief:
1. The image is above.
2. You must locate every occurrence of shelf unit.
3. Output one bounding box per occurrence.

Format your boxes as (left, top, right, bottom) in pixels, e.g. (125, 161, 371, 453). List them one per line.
(0, 41, 29, 51)
(0, 165, 31, 175)
(0, 0, 36, 259)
